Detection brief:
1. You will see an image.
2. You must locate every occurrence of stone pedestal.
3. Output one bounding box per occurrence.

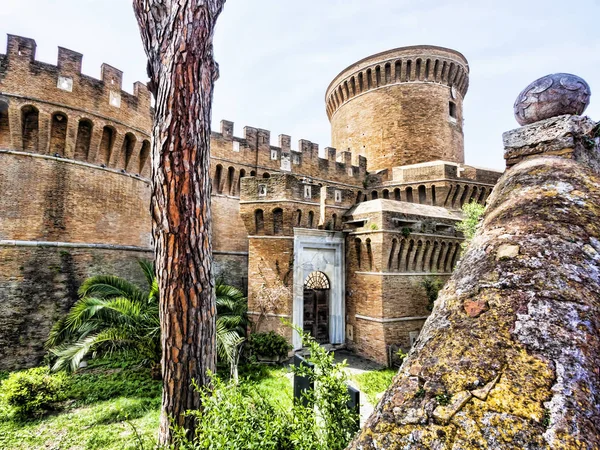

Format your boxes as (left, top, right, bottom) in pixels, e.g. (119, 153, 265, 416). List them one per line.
(503, 114, 599, 170)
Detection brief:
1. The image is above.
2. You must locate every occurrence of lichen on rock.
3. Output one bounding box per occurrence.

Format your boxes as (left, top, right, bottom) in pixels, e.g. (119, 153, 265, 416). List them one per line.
(348, 145, 600, 448)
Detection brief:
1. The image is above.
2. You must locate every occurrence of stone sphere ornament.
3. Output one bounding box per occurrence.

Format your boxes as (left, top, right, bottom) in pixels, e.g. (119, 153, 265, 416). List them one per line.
(514, 73, 591, 125)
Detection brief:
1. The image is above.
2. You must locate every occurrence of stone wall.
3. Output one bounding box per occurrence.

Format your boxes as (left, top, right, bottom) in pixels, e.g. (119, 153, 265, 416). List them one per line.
(344, 199, 461, 364)
(0, 245, 151, 371)
(245, 236, 294, 341)
(0, 36, 152, 176)
(211, 120, 367, 188)
(0, 151, 152, 246)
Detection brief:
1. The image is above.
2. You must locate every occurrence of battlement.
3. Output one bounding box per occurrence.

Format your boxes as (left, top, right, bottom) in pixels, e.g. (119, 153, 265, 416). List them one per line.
(0, 35, 152, 121)
(325, 45, 469, 120)
(211, 120, 367, 186)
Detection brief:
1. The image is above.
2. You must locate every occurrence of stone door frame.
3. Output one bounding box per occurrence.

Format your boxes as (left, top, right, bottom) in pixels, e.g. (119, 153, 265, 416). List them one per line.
(292, 229, 345, 350)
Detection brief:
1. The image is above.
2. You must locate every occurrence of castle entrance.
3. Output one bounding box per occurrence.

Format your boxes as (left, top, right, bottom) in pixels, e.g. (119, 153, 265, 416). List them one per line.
(292, 229, 344, 350)
(303, 271, 330, 344)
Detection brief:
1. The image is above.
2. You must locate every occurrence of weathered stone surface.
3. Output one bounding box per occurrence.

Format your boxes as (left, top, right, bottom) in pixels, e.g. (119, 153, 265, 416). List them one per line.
(514, 73, 591, 125)
(348, 149, 600, 447)
(433, 391, 472, 424)
(503, 114, 599, 170)
(463, 299, 488, 317)
(503, 115, 595, 149)
(471, 374, 500, 401)
(496, 243, 519, 260)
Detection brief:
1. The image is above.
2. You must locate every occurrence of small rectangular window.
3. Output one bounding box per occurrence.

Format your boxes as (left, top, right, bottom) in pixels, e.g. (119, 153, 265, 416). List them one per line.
(335, 190, 342, 203)
(449, 101, 456, 119)
(304, 185, 312, 199)
(57, 76, 73, 92)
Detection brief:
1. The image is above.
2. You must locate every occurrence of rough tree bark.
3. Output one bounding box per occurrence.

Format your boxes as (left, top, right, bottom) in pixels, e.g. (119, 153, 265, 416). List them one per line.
(349, 116, 600, 449)
(133, 0, 225, 445)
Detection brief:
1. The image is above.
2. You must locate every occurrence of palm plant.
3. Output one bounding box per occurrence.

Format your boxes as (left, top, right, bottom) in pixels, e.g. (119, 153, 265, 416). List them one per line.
(215, 282, 249, 382)
(46, 260, 160, 372)
(46, 261, 248, 374)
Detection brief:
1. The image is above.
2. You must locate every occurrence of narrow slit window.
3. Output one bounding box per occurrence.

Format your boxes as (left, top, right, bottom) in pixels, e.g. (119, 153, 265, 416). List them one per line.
(449, 101, 457, 119)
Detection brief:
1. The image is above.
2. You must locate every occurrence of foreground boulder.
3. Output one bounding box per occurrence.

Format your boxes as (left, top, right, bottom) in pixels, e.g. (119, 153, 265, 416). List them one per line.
(349, 110, 600, 449)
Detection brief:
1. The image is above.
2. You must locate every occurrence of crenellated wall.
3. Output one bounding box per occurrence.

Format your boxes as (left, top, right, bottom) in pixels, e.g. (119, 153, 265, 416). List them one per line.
(211, 120, 367, 187)
(0, 35, 153, 176)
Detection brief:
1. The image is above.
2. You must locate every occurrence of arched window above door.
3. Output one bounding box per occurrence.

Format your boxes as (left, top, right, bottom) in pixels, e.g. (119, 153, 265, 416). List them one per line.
(304, 271, 330, 290)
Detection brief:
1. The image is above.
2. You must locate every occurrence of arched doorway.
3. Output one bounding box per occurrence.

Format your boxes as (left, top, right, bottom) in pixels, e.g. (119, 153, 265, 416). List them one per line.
(303, 271, 330, 343)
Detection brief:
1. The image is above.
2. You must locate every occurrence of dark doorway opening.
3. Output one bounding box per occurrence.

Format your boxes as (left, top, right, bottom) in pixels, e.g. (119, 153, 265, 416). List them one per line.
(303, 271, 330, 344)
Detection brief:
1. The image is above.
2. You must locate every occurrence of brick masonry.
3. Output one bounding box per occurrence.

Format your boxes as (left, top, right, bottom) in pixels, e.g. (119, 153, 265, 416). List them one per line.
(326, 46, 469, 172)
(0, 35, 505, 368)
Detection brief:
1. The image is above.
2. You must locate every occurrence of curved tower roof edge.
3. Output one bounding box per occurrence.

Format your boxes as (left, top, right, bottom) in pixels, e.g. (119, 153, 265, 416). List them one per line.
(326, 45, 469, 98)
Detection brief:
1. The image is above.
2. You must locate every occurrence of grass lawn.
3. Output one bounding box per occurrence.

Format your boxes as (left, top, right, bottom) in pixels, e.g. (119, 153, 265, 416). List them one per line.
(352, 368, 396, 405)
(0, 360, 293, 450)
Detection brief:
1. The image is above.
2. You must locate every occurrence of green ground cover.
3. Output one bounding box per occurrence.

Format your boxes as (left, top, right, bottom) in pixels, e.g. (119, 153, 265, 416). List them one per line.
(352, 368, 396, 405)
(1, 357, 389, 449)
(0, 359, 292, 450)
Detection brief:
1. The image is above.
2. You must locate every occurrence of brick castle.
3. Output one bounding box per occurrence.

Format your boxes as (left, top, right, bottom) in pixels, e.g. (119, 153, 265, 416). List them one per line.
(0, 35, 502, 369)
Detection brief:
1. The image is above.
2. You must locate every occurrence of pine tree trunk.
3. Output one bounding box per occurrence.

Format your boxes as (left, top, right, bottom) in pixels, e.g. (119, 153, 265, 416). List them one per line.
(133, 0, 225, 445)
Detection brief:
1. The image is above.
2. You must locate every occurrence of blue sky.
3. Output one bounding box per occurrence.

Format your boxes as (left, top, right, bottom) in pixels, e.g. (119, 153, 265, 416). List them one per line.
(2, 0, 599, 170)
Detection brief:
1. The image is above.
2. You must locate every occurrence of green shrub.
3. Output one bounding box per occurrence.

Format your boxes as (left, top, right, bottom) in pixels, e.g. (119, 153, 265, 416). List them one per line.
(291, 328, 359, 449)
(456, 201, 485, 250)
(175, 329, 358, 450)
(0, 367, 69, 419)
(247, 331, 291, 358)
(175, 377, 293, 450)
(421, 275, 444, 311)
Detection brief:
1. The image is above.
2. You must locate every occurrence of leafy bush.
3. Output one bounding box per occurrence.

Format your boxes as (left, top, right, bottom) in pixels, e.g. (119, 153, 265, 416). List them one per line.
(46, 259, 160, 372)
(421, 275, 444, 311)
(175, 377, 293, 450)
(291, 328, 359, 449)
(46, 260, 248, 373)
(247, 331, 291, 358)
(175, 328, 358, 450)
(0, 367, 69, 419)
(456, 201, 485, 250)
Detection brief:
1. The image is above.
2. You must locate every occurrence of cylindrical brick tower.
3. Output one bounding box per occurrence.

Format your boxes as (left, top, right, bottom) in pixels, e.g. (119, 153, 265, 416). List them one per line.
(326, 46, 469, 172)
